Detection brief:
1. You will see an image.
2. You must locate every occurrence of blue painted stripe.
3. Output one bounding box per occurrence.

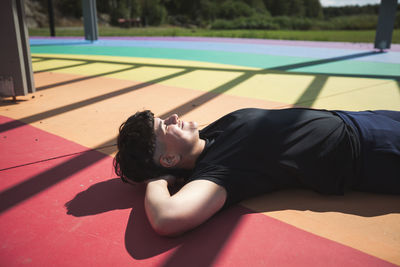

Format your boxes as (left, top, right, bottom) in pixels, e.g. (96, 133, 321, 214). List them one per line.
(30, 38, 400, 64)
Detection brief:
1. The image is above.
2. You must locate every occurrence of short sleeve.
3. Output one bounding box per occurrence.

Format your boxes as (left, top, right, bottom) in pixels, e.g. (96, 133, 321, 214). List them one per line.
(186, 162, 235, 207)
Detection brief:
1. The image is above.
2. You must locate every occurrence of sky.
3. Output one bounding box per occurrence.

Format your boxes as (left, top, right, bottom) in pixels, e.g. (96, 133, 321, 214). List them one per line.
(320, 0, 392, 7)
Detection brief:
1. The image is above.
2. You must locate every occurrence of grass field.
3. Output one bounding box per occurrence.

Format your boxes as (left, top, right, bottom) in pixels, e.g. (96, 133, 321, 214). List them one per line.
(29, 26, 400, 43)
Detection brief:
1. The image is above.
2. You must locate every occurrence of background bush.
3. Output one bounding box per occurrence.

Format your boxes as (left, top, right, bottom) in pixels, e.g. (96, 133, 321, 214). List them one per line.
(31, 0, 399, 30)
(212, 14, 277, 30)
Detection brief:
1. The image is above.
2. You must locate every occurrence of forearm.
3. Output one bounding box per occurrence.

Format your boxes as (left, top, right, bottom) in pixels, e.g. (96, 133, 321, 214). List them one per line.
(144, 179, 179, 236)
(144, 179, 170, 224)
(144, 179, 227, 237)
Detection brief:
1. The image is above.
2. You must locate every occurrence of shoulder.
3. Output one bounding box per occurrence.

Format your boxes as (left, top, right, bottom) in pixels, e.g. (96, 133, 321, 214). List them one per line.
(174, 180, 228, 220)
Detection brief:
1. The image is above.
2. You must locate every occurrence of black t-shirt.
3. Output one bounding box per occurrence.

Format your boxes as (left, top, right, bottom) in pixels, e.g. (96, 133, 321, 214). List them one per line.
(187, 108, 359, 207)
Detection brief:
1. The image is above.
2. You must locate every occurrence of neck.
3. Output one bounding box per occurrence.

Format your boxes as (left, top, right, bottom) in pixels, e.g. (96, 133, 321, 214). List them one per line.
(179, 138, 206, 169)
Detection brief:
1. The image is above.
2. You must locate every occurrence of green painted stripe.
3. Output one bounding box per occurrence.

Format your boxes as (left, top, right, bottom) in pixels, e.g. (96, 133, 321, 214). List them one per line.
(30, 45, 314, 69)
(291, 60, 400, 77)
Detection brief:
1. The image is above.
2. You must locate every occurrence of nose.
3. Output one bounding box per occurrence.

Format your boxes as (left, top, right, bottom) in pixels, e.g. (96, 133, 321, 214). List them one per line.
(165, 114, 179, 125)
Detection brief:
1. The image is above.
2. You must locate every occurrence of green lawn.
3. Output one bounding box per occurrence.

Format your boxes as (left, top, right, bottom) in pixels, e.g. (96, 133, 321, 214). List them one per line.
(29, 26, 400, 44)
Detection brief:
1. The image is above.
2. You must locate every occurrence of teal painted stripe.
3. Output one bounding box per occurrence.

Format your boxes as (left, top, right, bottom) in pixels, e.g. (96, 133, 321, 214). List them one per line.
(291, 61, 400, 77)
(31, 45, 400, 77)
(30, 45, 315, 69)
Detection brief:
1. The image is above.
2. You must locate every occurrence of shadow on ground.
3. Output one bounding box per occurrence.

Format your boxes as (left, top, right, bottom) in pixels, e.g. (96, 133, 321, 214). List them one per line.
(65, 178, 400, 265)
(65, 178, 245, 266)
(242, 189, 400, 217)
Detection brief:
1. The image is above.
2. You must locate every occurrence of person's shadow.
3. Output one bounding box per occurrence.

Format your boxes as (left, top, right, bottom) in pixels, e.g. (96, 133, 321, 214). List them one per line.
(241, 188, 400, 217)
(65, 178, 400, 266)
(65, 178, 247, 266)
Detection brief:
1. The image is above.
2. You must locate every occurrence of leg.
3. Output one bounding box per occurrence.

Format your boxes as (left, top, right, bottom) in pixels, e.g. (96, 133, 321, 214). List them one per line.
(348, 111, 400, 194)
(358, 151, 399, 194)
(370, 110, 400, 123)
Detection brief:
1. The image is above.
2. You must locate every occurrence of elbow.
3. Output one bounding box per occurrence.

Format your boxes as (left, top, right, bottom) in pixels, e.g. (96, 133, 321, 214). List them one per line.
(144, 198, 189, 237)
(151, 216, 185, 237)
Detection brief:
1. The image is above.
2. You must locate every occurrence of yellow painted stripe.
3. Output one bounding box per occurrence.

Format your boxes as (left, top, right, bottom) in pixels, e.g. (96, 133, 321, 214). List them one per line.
(32, 53, 259, 71)
(108, 66, 186, 83)
(33, 59, 87, 72)
(162, 70, 245, 92)
(31, 53, 400, 110)
(310, 80, 400, 111)
(227, 73, 316, 103)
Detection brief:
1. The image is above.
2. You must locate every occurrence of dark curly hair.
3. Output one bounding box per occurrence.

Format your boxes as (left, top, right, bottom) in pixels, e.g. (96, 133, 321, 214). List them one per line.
(113, 110, 166, 183)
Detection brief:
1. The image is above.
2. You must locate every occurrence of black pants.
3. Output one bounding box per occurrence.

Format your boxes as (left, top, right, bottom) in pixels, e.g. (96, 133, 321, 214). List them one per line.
(337, 110, 400, 194)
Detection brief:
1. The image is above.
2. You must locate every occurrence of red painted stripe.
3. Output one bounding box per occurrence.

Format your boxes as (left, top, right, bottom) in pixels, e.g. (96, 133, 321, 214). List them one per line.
(0, 116, 395, 266)
(0, 116, 92, 171)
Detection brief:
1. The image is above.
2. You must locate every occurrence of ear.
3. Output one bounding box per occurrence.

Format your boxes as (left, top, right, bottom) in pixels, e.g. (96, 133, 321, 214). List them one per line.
(159, 153, 181, 168)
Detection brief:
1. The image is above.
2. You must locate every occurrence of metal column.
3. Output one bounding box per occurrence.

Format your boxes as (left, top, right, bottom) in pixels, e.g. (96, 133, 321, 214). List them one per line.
(374, 0, 397, 50)
(48, 0, 56, 37)
(0, 0, 35, 97)
(82, 0, 99, 41)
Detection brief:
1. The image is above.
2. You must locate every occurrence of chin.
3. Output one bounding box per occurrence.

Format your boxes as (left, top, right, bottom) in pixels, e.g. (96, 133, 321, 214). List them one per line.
(187, 121, 198, 130)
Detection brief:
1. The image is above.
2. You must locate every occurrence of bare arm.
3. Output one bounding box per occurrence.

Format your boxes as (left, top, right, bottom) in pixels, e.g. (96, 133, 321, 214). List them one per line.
(144, 177, 227, 236)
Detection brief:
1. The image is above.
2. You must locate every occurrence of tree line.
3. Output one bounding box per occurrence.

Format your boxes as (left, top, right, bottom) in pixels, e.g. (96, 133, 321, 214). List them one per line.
(34, 0, 399, 30)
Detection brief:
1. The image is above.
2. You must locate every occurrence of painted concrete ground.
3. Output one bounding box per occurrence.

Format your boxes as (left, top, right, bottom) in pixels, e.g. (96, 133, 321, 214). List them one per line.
(1, 36, 400, 266)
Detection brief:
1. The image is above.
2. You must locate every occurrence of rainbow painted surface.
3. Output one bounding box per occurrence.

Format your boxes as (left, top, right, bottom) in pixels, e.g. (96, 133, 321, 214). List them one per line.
(0, 37, 399, 266)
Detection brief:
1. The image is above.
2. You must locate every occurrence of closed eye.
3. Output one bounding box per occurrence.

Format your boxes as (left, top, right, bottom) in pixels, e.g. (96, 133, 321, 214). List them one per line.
(164, 121, 169, 132)
(159, 120, 166, 134)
